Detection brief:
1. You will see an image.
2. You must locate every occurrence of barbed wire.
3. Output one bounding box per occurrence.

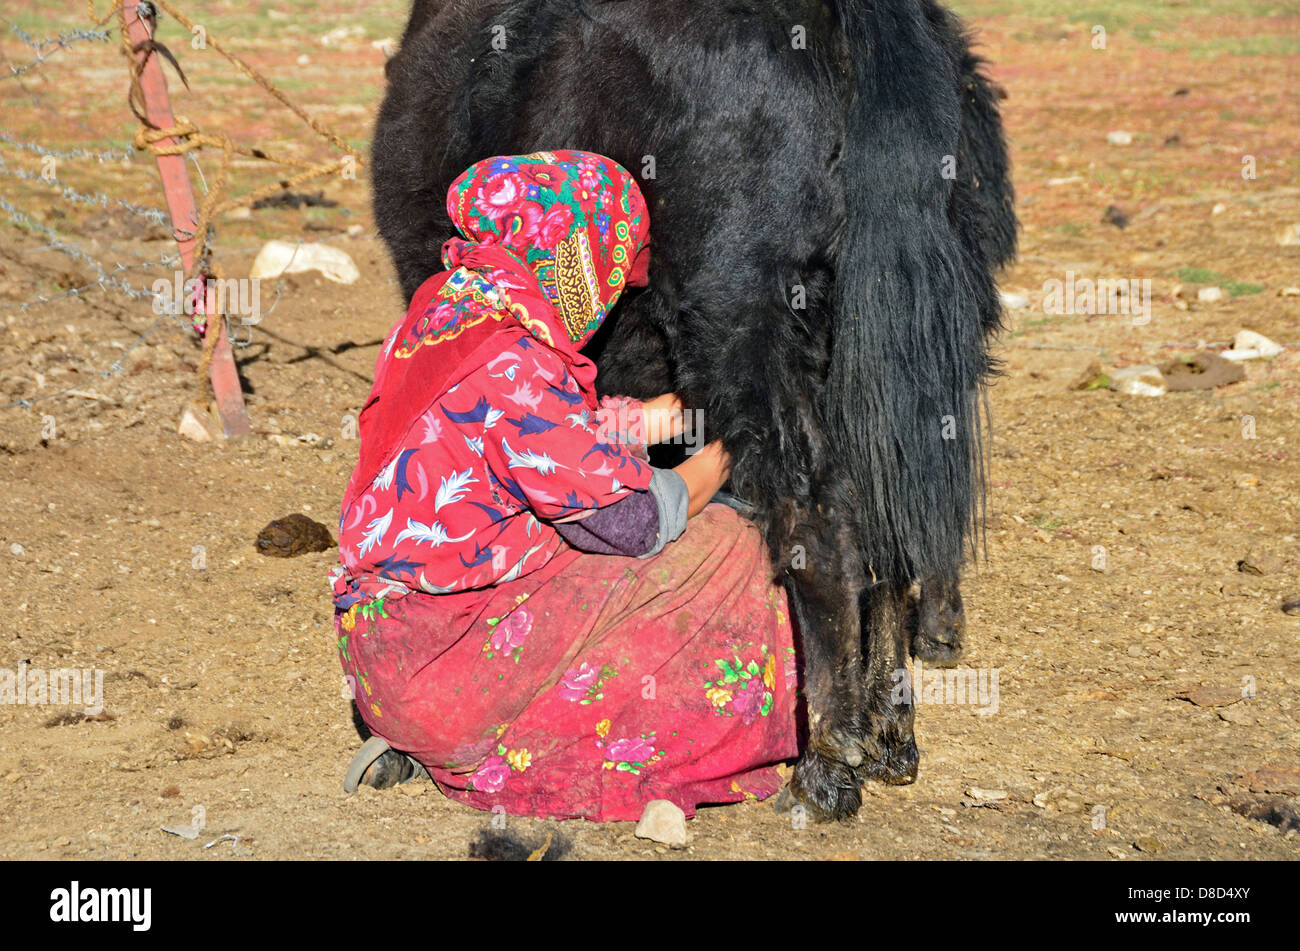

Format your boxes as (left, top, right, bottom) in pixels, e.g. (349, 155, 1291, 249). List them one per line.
(0, 194, 160, 303)
(2, 1, 368, 421)
(0, 130, 133, 165)
(0, 308, 193, 412)
(0, 154, 168, 226)
(1, 16, 114, 79)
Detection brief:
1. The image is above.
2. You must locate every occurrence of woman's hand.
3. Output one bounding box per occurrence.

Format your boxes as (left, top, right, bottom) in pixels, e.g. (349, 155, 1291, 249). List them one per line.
(641, 393, 684, 446)
(673, 440, 732, 517)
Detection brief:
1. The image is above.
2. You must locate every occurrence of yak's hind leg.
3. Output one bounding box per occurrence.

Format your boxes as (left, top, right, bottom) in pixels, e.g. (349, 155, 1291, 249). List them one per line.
(861, 582, 919, 783)
(909, 571, 966, 667)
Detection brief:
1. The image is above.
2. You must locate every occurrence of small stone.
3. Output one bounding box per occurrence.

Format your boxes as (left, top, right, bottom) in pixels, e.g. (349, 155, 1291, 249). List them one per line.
(1134, 836, 1166, 854)
(1236, 765, 1300, 796)
(1070, 359, 1108, 391)
(1277, 224, 1300, 246)
(1102, 204, 1129, 229)
(4, 771, 20, 784)
(1237, 550, 1281, 576)
(1212, 202, 1226, 215)
(965, 786, 1008, 803)
(1232, 330, 1283, 358)
(1283, 597, 1300, 617)
(635, 799, 687, 848)
(999, 290, 1031, 310)
(178, 402, 223, 443)
(1236, 474, 1259, 489)
(399, 782, 425, 797)
(1218, 706, 1252, 725)
(1197, 286, 1224, 303)
(1176, 685, 1242, 708)
(8, 543, 24, 557)
(160, 785, 180, 798)
(1279, 286, 1300, 297)
(1108, 365, 1166, 397)
(1106, 130, 1133, 146)
(54, 837, 71, 848)
(1033, 787, 1087, 813)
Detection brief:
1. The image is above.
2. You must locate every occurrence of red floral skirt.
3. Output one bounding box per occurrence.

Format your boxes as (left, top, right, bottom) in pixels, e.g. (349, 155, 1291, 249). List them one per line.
(334, 504, 800, 821)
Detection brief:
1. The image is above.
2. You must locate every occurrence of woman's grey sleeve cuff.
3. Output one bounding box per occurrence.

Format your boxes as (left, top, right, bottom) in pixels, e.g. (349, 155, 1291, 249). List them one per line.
(640, 468, 689, 558)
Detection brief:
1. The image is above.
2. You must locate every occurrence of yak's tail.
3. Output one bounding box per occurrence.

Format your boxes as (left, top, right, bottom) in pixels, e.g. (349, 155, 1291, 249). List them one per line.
(826, 0, 1000, 584)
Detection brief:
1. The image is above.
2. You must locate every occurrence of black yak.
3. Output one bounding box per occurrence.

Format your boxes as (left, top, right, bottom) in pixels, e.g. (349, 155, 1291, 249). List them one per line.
(368, 0, 1016, 819)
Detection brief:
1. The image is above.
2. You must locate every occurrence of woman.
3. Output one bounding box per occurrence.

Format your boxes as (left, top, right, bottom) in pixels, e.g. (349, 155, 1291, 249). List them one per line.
(331, 150, 799, 821)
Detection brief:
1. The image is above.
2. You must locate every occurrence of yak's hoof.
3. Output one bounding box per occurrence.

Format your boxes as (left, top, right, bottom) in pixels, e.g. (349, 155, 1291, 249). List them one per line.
(774, 747, 863, 822)
(910, 581, 966, 668)
(859, 732, 919, 786)
(911, 629, 964, 667)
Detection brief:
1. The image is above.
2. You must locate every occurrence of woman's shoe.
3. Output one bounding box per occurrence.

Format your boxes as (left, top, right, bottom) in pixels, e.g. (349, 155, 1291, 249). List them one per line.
(343, 736, 429, 793)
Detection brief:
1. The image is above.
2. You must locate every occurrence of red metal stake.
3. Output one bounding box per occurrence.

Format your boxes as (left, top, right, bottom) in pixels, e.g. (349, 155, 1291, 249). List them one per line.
(122, 0, 251, 438)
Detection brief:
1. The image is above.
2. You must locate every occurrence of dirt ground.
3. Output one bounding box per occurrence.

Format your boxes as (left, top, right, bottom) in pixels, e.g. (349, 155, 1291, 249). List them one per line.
(1, 1, 1297, 860)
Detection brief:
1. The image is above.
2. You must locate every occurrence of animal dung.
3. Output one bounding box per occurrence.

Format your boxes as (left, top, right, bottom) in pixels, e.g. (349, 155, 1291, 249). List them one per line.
(255, 513, 334, 557)
(1158, 352, 1244, 391)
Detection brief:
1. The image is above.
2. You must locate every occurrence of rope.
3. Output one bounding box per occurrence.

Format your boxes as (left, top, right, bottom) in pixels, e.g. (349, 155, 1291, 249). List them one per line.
(81, 0, 365, 403)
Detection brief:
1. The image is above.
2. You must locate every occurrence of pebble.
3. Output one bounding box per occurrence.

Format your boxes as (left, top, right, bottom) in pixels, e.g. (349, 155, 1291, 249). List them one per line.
(635, 799, 688, 847)
(1196, 286, 1224, 303)
(8, 543, 24, 557)
(1232, 330, 1283, 358)
(1134, 836, 1166, 854)
(965, 786, 1009, 803)
(999, 290, 1031, 310)
(1032, 787, 1087, 813)
(1277, 223, 1300, 246)
(1108, 365, 1166, 397)
(1106, 130, 1133, 146)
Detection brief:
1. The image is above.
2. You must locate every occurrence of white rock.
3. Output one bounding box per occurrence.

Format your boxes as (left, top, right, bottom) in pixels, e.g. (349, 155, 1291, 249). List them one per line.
(296, 54, 310, 66)
(1212, 202, 1226, 215)
(634, 799, 687, 847)
(999, 290, 1031, 310)
(1106, 131, 1133, 146)
(250, 240, 360, 284)
(9, 543, 25, 557)
(1278, 224, 1300, 246)
(320, 25, 365, 47)
(1233, 330, 1283, 358)
(1220, 349, 1260, 362)
(1197, 286, 1224, 303)
(178, 403, 222, 443)
(372, 37, 399, 58)
(1108, 365, 1166, 397)
(966, 787, 1009, 803)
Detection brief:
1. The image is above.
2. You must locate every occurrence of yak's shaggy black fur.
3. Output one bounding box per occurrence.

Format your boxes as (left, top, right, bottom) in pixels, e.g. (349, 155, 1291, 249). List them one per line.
(371, 0, 1016, 819)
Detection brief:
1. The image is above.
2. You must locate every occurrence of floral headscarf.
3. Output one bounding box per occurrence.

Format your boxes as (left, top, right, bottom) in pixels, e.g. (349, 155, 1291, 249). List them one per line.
(344, 150, 651, 514)
(444, 151, 650, 348)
